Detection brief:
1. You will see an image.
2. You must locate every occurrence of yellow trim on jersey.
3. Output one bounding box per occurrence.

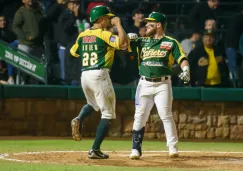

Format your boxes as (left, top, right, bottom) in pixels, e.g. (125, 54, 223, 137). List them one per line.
(70, 29, 120, 59)
(165, 36, 187, 64)
(177, 56, 186, 64)
(127, 39, 132, 52)
(101, 31, 120, 49)
(105, 46, 115, 67)
(168, 53, 174, 69)
(70, 43, 79, 58)
(70, 32, 83, 58)
(80, 29, 120, 49)
(137, 47, 140, 68)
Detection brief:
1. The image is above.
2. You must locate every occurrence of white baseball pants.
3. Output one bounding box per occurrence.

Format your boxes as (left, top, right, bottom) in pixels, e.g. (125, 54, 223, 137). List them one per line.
(133, 77, 178, 147)
(81, 69, 116, 119)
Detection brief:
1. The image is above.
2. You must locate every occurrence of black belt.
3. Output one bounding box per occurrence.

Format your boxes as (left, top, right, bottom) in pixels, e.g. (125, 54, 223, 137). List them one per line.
(141, 76, 169, 82)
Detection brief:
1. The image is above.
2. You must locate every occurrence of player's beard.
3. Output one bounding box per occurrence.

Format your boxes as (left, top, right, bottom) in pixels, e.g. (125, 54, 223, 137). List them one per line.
(145, 25, 156, 37)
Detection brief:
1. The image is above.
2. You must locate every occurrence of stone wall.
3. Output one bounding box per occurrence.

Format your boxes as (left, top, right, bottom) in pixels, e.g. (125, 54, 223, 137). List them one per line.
(0, 99, 243, 140)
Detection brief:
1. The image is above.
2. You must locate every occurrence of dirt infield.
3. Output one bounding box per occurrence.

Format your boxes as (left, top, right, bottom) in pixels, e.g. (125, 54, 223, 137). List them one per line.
(2, 151, 243, 170)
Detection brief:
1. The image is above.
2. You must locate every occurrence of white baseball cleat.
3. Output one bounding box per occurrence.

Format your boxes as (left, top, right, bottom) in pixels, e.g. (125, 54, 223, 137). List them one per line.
(169, 146, 179, 158)
(129, 149, 140, 160)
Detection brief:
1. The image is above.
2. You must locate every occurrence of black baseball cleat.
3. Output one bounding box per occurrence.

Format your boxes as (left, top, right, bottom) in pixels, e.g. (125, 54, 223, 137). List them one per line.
(88, 149, 109, 159)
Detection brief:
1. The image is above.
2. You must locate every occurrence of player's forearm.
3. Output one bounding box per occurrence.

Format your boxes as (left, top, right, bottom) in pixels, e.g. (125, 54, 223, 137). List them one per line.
(180, 59, 189, 70)
(116, 25, 128, 49)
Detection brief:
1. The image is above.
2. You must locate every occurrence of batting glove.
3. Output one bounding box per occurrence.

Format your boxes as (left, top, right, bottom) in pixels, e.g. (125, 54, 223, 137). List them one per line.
(178, 66, 190, 84)
(127, 33, 138, 40)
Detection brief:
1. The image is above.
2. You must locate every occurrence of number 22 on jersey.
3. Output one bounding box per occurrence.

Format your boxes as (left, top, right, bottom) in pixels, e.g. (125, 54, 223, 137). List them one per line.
(82, 52, 98, 66)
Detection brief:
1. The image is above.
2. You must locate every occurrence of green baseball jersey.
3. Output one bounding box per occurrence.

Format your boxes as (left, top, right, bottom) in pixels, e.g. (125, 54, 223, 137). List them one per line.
(70, 28, 120, 71)
(130, 36, 186, 78)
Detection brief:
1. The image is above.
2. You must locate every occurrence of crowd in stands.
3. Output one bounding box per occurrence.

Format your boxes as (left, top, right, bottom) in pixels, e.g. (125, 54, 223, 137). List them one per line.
(0, 0, 243, 88)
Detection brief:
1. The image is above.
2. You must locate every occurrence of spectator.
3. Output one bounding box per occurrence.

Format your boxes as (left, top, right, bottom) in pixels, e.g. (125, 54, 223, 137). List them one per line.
(47, 0, 66, 41)
(12, 0, 45, 84)
(107, 15, 138, 86)
(0, 61, 8, 85)
(0, 15, 16, 43)
(195, 19, 224, 52)
(205, 19, 217, 30)
(189, 0, 222, 31)
(188, 29, 229, 87)
(181, 29, 201, 56)
(0, 14, 17, 84)
(40, 0, 56, 13)
(0, 0, 22, 25)
(12, 0, 45, 58)
(58, 0, 80, 83)
(46, 0, 66, 82)
(105, 1, 115, 14)
(204, 18, 224, 48)
(126, 8, 144, 35)
(138, 22, 146, 37)
(86, 1, 106, 17)
(224, 10, 243, 87)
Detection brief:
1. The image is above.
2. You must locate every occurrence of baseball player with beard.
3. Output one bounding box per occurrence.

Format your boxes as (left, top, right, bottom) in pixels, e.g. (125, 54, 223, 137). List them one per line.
(128, 12, 190, 159)
(70, 5, 127, 159)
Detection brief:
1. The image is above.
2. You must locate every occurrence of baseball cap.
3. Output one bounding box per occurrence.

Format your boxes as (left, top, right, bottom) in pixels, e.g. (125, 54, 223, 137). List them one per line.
(143, 12, 167, 29)
(203, 29, 215, 36)
(144, 12, 166, 23)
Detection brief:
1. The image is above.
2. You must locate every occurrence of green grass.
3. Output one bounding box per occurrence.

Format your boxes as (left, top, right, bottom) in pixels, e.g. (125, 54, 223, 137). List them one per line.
(0, 139, 243, 153)
(0, 138, 242, 171)
(0, 160, 224, 171)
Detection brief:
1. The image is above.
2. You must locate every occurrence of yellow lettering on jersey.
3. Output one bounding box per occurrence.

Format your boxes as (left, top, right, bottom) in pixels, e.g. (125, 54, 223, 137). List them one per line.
(94, 45, 98, 51)
(89, 45, 93, 51)
(82, 45, 98, 51)
(141, 47, 167, 60)
(82, 45, 88, 51)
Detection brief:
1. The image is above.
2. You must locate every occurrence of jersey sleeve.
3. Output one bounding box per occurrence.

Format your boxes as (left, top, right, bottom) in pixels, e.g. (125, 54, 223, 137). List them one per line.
(101, 31, 120, 50)
(70, 34, 82, 58)
(172, 39, 187, 64)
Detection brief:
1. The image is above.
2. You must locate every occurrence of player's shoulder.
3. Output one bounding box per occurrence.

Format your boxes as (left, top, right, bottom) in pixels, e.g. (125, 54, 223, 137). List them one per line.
(101, 30, 112, 36)
(100, 30, 119, 43)
(77, 29, 104, 39)
(164, 36, 177, 42)
(164, 36, 181, 44)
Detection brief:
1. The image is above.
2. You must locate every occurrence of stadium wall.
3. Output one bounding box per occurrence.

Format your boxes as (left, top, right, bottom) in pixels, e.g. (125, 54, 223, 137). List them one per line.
(0, 85, 243, 140)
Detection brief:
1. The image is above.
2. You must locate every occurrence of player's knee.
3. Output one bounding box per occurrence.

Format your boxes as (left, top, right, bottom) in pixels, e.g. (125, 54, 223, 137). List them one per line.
(160, 113, 173, 121)
(134, 114, 147, 123)
(158, 109, 172, 119)
(133, 119, 146, 131)
(100, 119, 111, 129)
(84, 104, 95, 112)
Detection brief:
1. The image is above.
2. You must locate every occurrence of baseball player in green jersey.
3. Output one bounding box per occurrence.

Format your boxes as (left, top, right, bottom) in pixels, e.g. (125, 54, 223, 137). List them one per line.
(127, 12, 190, 159)
(70, 5, 127, 159)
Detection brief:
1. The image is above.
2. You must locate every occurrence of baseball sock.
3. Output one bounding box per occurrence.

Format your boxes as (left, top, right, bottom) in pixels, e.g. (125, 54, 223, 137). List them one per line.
(76, 104, 94, 123)
(92, 119, 111, 150)
(132, 127, 145, 156)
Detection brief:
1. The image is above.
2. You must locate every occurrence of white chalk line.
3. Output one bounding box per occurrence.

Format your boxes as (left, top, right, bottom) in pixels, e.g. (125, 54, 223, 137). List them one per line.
(1, 151, 243, 164)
